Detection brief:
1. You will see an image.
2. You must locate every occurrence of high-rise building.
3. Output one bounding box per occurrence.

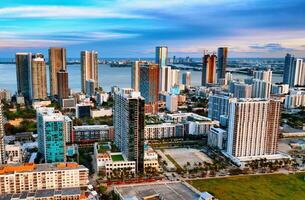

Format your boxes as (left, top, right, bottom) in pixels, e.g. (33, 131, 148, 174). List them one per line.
(49, 48, 66, 96)
(252, 79, 271, 99)
(57, 69, 69, 101)
(0, 104, 5, 164)
(227, 99, 281, 158)
(16, 52, 32, 101)
(166, 94, 178, 113)
(86, 79, 96, 97)
(254, 69, 272, 82)
(31, 54, 47, 100)
(161, 66, 172, 92)
(37, 107, 71, 163)
(208, 94, 234, 121)
(283, 54, 305, 87)
(171, 69, 180, 87)
(202, 53, 217, 85)
(139, 64, 159, 114)
(182, 71, 191, 87)
(155, 46, 168, 68)
(232, 83, 252, 98)
(217, 47, 228, 79)
(131, 61, 142, 92)
(81, 50, 99, 93)
(114, 89, 145, 173)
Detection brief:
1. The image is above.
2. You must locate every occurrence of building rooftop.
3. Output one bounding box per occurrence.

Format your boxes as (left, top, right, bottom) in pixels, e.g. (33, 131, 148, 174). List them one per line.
(0, 188, 82, 200)
(0, 162, 87, 175)
(115, 182, 200, 200)
(111, 154, 125, 162)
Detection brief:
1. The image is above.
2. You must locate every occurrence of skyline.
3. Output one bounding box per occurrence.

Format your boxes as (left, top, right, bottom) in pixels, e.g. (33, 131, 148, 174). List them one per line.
(0, 0, 305, 58)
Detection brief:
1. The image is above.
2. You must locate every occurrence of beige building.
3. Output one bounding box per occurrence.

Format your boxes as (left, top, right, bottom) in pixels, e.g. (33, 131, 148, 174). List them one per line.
(227, 99, 281, 158)
(49, 48, 66, 96)
(5, 144, 23, 164)
(31, 56, 47, 100)
(81, 51, 99, 93)
(0, 162, 89, 195)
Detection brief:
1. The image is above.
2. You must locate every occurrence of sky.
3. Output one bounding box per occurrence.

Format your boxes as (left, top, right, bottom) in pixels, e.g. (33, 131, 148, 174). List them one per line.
(0, 0, 305, 58)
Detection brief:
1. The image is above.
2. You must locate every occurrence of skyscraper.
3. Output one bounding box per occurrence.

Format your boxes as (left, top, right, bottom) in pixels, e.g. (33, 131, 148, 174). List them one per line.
(16, 52, 32, 101)
(182, 71, 191, 87)
(252, 69, 272, 99)
(37, 107, 71, 163)
(217, 47, 228, 79)
(49, 48, 66, 96)
(161, 66, 172, 92)
(31, 54, 47, 100)
(283, 54, 305, 87)
(139, 64, 159, 114)
(0, 104, 5, 164)
(81, 51, 99, 93)
(114, 89, 145, 173)
(155, 46, 168, 68)
(131, 61, 142, 92)
(202, 53, 217, 86)
(232, 83, 252, 98)
(57, 70, 69, 101)
(171, 69, 180, 87)
(227, 99, 280, 158)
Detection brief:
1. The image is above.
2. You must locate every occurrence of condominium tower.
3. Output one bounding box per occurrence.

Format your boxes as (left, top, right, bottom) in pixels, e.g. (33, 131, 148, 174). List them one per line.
(202, 53, 217, 85)
(31, 54, 47, 100)
(81, 51, 99, 93)
(37, 107, 72, 163)
(155, 46, 168, 67)
(0, 104, 5, 164)
(114, 88, 145, 173)
(217, 47, 228, 79)
(57, 70, 69, 101)
(227, 99, 281, 158)
(16, 53, 32, 101)
(283, 53, 305, 87)
(49, 48, 66, 96)
(182, 71, 191, 87)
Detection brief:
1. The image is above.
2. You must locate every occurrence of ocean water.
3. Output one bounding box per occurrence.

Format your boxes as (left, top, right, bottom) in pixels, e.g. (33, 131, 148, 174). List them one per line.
(0, 64, 283, 94)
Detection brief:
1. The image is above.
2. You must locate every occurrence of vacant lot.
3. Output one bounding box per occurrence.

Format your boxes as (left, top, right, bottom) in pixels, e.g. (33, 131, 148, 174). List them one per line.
(163, 148, 212, 169)
(189, 173, 305, 200)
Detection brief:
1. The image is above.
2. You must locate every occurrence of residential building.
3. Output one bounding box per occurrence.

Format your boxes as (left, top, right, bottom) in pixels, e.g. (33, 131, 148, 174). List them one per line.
(155, 46, 168, 68)
(72, 125, 114, 144)
(37, 107, 71, 163)
(81, 50, 98, 93)
(283, 54, 305, 87)
(171, 69, 180, 86)
(144, 123, 185, 139)
(16, 52, 32, 101)
(85, 79, 95, 97)
(160, 66, 172, 92)
(166, 94, 178, 112)
(227, 99, 281, 158)
(57, 70, 69, 101)
(271, 83, 289, 95)
(208, 127, 226, 150)
(5, 143, 23, 164)
(31, 54, 47, 100)
(139, 64, 159, 114)
(0, 162, 89, 194)
(208, 94, 235, 121)
(75, 103, 91, 119)
(114, 88, 145, 173)
(0, 104, 5, 164)
(90, 108, 112, 118)
(49, 48, 66, 96)
(202, 53, 217, 85)
(131, 61, 142, 92)
(217, 47, 228, 79)
(284, 89, 305, 109)
(231, 82, 252, 98)
(252, 79, 271, 99)
(0, 89, 11, 102)
(182, 71, 191, 88)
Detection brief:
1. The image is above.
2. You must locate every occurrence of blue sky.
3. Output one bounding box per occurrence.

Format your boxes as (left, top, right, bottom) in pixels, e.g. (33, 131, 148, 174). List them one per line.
(0, 0, 305, 58)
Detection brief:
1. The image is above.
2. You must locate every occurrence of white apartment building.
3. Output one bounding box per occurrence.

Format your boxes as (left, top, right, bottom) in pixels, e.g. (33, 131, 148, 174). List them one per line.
(227, 99, 281, 158)
(5, 143, 23, 164)
(0, 162, 89, 194)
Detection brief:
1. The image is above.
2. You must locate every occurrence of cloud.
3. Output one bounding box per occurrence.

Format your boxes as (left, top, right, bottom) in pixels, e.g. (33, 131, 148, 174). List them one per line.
(0, 6, 146, 19)
(249, 43, 293, 52)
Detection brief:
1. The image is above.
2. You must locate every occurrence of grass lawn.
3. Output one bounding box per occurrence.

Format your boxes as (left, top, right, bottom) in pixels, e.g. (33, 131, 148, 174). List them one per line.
(189, 173, 305, 200)
(111, 154, 124, 162)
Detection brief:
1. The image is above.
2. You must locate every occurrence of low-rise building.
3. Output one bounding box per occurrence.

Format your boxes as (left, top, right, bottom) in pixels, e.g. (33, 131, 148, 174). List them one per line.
(72, 125, 114, 144)
(208, 127, 226, 150)
(5, 143, 23, 164)
(0, 162, 89, 195)
(90, 108, 112, 118)
(144, 123, 184, 139)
